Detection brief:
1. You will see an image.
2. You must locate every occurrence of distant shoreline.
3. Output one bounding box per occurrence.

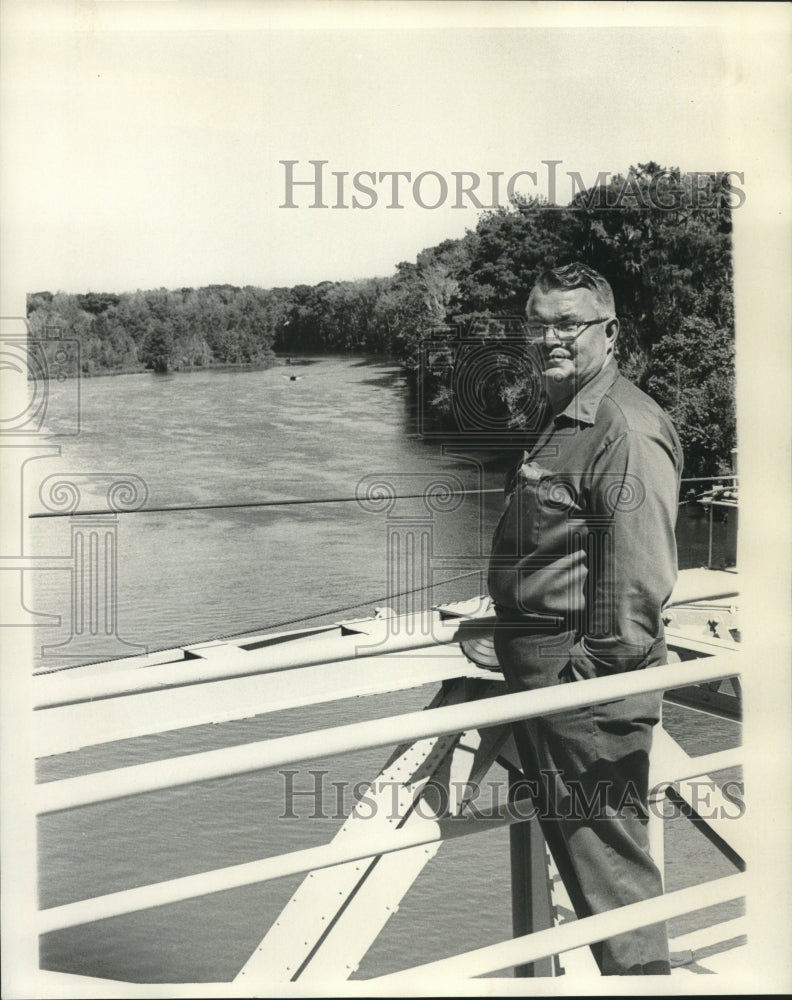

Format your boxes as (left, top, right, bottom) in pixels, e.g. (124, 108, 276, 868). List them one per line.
(36, 352, 390, 381)
(36, 358, 285, 381)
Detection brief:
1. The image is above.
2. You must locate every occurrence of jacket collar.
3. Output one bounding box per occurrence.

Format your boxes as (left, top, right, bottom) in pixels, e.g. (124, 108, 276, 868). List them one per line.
(553, 356, 619, 426)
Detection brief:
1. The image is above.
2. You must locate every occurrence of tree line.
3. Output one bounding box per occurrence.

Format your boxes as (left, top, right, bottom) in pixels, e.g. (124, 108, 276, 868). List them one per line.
(27, 163, 736, 476)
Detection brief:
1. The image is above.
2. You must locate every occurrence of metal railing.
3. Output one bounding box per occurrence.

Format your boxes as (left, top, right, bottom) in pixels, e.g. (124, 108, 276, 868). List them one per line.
(37, 650, 744, 980)
(679, 474, 739, 569)
(375, 873, 746, 982)
(37, 736, 742, 935)
(36, 654, 738, 816)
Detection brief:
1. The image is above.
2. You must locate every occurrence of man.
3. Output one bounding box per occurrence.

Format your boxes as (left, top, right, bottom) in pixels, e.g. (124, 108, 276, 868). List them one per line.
(487, 262, 682, 975)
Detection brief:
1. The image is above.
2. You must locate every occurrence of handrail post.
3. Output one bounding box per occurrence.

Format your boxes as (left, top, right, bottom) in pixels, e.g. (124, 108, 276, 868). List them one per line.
(647, 705, 667, 880)
(707, 501, 714, 568)
(647, 784, 667, 883)
(508, 766, 556, 977)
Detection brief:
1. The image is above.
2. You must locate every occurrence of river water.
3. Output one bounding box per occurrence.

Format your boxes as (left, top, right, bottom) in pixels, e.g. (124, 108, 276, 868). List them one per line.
(31, 356, 740, 983)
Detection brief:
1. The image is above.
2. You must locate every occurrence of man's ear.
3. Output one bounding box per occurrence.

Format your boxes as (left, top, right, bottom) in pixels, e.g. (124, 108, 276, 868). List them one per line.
(605, 318, 620, 352)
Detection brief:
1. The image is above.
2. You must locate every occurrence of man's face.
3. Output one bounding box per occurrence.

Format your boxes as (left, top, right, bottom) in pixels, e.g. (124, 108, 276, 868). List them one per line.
(525, 286, 616, 396)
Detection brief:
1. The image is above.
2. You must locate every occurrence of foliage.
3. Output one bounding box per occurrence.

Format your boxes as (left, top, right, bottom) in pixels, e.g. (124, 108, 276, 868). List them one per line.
(563, 164, 736, 474)
(27, 285, 277, 376)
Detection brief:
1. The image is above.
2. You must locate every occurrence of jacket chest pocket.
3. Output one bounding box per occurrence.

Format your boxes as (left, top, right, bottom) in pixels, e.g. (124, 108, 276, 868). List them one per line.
(514, 462, 583, 551)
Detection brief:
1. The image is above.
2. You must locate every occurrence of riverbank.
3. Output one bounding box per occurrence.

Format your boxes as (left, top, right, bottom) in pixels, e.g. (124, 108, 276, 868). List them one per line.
(33, 358, 286, 380)
(33, 352, 386, 380)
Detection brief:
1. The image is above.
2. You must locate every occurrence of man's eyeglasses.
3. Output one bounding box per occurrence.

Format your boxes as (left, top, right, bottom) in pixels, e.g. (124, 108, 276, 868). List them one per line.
(525, 317, 614, 344)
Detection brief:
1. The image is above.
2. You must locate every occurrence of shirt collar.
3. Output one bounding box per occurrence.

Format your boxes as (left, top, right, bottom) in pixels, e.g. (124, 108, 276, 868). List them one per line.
(554, 356, 619, 426)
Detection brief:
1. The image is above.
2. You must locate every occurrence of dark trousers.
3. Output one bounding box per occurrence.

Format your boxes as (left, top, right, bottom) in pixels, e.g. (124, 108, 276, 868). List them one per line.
(494, 624, 671, 976)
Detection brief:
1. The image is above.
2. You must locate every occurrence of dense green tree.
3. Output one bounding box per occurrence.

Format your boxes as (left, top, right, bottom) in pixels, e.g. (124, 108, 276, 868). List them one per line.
(140, 321, 173, 374)
(564, 165, 736, 474)
(451, 197, 575, 321)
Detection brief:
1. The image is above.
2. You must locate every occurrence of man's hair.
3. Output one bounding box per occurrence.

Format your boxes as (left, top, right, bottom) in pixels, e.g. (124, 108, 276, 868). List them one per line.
(530, 262, 616, 315)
